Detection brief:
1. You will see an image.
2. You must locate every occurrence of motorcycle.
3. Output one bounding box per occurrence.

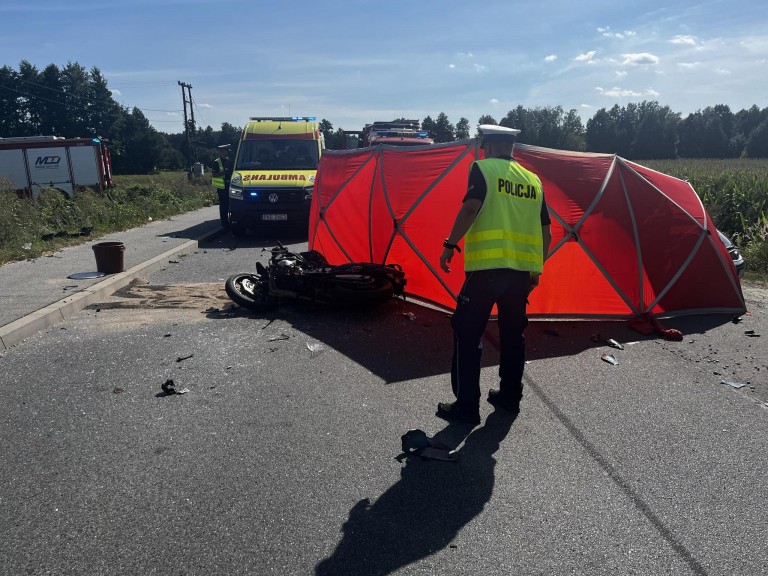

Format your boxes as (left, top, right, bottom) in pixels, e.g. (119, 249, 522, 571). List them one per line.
(225, 242, 406, 311)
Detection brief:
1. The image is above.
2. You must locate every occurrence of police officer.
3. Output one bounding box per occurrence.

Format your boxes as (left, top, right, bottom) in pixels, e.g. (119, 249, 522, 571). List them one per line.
(436, 125, 552, 425)
(211, 144, 233, 227)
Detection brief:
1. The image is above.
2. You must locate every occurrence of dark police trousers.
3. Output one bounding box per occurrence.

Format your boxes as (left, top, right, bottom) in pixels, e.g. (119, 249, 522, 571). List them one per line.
(217, 187, 230, 226)
(451, 268, 530, 412)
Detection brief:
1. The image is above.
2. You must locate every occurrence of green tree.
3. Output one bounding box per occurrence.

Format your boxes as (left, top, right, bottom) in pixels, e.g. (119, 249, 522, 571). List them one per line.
(745, 119, 768, 157)
(586, 108, 619, 153)
(476, 115, 497, 137)
(36, 64, 66, 135)
(319, 119, 334, 142)
(632, 101, 679, 159)
(455, 117, 470, 140)
(432, 112, 455, 143)
(421, 115, 436, 139)
(562, 109, 586, 151)
(111, 108, 164, 174)
(85, 67, 123, 139)
(0, 65, 23, 135)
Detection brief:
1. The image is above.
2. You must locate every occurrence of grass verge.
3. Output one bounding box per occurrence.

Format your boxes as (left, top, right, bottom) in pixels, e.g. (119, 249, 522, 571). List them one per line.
(0, 172, 216, 265)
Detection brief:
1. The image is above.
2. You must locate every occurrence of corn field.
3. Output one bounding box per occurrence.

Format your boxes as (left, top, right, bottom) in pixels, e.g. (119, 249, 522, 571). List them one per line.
(640, 158, 768, 275)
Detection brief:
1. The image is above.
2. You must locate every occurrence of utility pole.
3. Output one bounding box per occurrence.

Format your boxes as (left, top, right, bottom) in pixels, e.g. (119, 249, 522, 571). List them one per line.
(178, 81, 195, 167)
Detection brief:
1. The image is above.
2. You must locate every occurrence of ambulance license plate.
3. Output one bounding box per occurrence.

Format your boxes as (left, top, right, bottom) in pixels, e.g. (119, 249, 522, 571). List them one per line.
(262, 214, 287, 221)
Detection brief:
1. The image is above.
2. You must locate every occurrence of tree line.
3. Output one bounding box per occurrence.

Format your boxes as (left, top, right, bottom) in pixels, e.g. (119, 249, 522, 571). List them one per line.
(3, 61, 768, 176)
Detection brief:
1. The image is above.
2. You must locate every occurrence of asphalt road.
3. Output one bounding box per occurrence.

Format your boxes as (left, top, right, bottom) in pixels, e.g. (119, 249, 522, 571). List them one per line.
(1, 228, 767, 576)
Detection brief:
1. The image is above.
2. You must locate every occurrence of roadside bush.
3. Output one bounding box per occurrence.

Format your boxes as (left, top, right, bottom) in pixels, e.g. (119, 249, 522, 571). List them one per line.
(739, 214, 768, 275)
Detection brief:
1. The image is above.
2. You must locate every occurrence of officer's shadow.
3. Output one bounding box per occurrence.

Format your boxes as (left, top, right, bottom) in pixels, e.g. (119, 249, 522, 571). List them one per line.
(315, 409, 518, 576)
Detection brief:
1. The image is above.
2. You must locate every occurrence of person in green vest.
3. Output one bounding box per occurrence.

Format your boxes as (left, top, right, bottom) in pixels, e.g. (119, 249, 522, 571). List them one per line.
(211, 144, 233, 227)
(436, 124, 552, 425)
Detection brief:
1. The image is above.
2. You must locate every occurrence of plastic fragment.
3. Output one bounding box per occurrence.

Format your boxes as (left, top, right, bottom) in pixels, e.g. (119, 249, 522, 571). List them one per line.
(397, 429, 455, 462)
(745, 330, 760, 337)
(161, 379, 190, 395)
(176, 354, 194, 362)
(721, 380, 747, 389)
(601, 353, 618, 365)
(268, 334, 289, 342)
(607, 338, 624, 350)
(306, 341, 324, 355)
(402, 312, 416, 320)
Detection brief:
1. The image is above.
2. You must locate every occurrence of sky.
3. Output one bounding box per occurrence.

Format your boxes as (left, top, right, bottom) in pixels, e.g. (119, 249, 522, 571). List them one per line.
(1, 0, 767, 135)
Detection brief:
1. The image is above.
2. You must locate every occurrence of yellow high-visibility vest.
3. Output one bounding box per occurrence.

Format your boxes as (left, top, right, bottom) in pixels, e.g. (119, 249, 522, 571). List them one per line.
(464, 158, 544, 273)
(211, 158, 225, 189)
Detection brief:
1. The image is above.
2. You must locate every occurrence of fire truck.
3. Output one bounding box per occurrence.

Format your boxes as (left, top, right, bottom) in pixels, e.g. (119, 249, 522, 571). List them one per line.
(361, 120, 435, 147)
(0, 136, 113, 198)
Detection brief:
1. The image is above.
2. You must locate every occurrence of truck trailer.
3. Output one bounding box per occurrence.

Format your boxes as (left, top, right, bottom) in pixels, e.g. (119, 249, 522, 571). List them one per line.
(0, 136, 113, 198)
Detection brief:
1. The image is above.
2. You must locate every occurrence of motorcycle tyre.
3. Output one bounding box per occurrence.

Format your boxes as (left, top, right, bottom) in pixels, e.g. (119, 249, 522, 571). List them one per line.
(331, 276, 395, 306)
(225, 274, 277, 311)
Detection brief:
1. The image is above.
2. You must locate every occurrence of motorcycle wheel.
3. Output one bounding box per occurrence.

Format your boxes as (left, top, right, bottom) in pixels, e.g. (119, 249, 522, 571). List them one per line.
(225, 274, 277, 311)
(331, 276, 395, 306)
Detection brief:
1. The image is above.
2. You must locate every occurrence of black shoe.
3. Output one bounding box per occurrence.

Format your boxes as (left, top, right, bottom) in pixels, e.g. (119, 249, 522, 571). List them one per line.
(487, 389, 520, 414)
(436, 401, 481, 425)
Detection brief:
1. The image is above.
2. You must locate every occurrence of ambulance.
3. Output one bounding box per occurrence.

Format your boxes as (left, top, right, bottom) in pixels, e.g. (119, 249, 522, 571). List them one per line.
(228, 116, 324, 236)
(0, 135, 113, 198)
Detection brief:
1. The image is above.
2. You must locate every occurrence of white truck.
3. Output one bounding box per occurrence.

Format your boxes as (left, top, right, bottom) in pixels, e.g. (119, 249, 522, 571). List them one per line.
(0, 135, 113, 198)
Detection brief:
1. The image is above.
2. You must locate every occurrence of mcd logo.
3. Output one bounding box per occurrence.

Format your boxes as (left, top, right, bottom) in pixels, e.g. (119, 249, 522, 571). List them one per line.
(34, 156, 61, 166)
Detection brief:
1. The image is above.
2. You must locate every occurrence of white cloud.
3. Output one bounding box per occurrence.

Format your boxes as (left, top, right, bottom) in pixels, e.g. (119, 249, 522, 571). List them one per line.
(489, 98, 500, 105)
(595, 86, 661, 98)
(449, 63, 456, 69)
(596, 86, 642, 97)
(615, 70, 628, 78)
(109, 89, 122, 96)
(740, 36, 768, 53)
(544, 54, 557, 62)
(473, 64, 487, 73)
(670, 35, 698, 46)
(199, 103, 213, 108)
(598, 26, 636, 40)
(715, 68, 732, 75)
(620, 53, 659, 66)
(677, 62, 700, 69)
(575, 51, 597, 62)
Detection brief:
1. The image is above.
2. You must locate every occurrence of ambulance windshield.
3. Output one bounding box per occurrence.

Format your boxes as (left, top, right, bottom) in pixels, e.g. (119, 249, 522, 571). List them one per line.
(236, 139, 319, 171)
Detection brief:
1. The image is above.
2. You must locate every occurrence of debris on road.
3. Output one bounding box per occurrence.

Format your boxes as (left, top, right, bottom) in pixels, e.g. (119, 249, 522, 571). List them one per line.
(161, 379, 189, 395)
(396, 429, 456, 462)
(307, 341, 324, 356)
(601, 353, 619, 366)
(176, 354, 194, 362)
(721, 380, 748, 389)
(607, 338, 624, 350)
